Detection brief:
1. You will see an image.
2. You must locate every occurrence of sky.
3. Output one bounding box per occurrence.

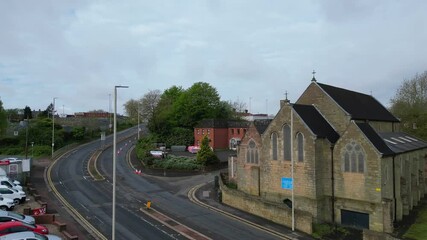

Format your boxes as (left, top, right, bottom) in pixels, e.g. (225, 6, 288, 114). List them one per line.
(1, 0, 427, 116)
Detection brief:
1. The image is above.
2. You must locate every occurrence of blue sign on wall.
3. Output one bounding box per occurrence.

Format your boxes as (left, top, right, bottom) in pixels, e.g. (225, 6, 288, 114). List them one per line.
(281, 177, 293, 190)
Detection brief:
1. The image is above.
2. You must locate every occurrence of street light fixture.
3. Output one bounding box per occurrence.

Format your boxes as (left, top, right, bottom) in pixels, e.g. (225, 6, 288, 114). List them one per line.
(52, 97, 57, 159)
(112, 85, 128, 240)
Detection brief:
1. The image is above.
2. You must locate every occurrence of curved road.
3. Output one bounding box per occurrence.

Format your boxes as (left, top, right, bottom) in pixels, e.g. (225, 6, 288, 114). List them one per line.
(49, 127, 286, 240)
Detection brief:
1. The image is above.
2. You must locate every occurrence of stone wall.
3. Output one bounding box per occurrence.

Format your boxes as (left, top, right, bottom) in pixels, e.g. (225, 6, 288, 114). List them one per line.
(220, 177, 313, 234)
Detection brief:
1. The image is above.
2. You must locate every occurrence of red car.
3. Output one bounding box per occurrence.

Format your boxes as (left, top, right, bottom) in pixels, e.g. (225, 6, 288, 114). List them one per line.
(0, 221, 48, 236)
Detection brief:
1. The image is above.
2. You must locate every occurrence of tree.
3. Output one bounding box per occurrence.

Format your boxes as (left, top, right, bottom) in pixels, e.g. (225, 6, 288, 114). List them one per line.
(23, 106, 32, 119)
(123, 99, 140, 122)
(140, 90, 161, 123)
(5, 109, 21, 122)
(390, 71, 427, 139)
(173, 82, 223, 128)
(39, 103, 54, 118)
(0, 100, 7, 137)
(146, 86, 184, 136)
(196, 135, 219, 165)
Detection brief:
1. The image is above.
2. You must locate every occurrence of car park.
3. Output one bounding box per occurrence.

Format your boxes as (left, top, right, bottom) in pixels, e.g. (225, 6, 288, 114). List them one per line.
(0, 198, 14, 211)
(0, 231, 62, 240)
(0, 221, 48, 236)
(0, 186, 26, 204)
(0, 210, 35, 225)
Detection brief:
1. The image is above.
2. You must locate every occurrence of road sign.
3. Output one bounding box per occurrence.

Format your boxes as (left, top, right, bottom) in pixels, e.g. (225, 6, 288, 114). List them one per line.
(281, 177, 293, 190)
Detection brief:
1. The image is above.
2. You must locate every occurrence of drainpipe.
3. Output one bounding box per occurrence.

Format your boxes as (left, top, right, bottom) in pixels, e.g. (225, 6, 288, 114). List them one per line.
(392, 155, 396, 224)
(330, 144, 335, 224)
(258, 167, 261, 197)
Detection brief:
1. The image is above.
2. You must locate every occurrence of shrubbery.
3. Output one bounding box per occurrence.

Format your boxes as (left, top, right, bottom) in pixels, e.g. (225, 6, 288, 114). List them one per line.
(151, 155, 202, 170)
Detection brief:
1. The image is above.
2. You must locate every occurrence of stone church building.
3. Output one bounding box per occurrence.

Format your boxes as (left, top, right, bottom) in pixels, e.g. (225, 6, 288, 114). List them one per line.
(228, 78, 427, 233)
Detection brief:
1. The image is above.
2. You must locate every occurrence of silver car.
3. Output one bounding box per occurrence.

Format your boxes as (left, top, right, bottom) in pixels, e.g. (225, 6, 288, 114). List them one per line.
(0, 210, 35, 224)
(0, 231, 62, 240)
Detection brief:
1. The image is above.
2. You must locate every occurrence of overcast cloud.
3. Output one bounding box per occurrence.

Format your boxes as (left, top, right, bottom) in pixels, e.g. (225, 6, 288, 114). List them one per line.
(1, 0, 426, 115)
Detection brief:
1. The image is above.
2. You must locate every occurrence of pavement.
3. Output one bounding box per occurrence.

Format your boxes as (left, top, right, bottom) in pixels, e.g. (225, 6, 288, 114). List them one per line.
(193, 181, 311, 240)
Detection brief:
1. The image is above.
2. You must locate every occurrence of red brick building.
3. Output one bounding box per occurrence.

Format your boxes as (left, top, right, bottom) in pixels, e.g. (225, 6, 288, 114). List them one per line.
(194, 119, 250, 150)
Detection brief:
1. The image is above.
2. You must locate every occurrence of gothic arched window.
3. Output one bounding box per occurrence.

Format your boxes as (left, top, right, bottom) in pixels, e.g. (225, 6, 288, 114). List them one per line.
(271, 132, 278, 160)
(283, 125, 291, 161)
(246, 140, 259, 164)
(342, 141, 365, 173)
(297, 132, 304, 162)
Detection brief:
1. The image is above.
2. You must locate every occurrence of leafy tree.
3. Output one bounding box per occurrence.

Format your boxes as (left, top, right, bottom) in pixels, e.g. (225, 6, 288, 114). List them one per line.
(196, 135, 219, 166)
(23, 106, 32, 119)
(0, 100, 7, 137)
(173, 82, 223, 128)
(123, 99, 140, 123)
(148, 86, 184, 136)
(390, 71, 427, 139)
(5, 108, 22, 122)
(72, 127, 86, 140)
(39, 103, 54, 118)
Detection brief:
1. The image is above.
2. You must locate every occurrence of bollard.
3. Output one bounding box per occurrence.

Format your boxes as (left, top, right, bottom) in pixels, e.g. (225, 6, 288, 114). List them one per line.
(145, 200, 151, 210)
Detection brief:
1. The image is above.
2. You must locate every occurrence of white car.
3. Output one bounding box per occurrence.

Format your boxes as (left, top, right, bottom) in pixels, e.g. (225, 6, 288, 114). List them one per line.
(0, 176, 20, 186)
(0, 186, 26, 204)
(0, 231, 62, 240)
(0, 197, 14, 211)
(0, 177, 22, 191)
(0, 209, 35, 224)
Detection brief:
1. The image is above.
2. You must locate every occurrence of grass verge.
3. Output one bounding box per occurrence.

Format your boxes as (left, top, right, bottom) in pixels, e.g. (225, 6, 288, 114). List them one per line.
(403, 206, 427, 240)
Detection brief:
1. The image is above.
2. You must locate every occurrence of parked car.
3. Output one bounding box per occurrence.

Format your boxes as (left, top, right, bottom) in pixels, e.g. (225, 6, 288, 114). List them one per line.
(0, 186, 26, 204)
(0, 198, 14, 211)
(0, 210, 35, 225)
(0, 231, 62, 240)
(0, 221, 48, 236)
(0, 177, 22, 191)
(0, 176, 20, 186)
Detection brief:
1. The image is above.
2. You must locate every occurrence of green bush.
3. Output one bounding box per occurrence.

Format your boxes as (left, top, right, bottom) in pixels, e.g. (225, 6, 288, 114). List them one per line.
(152, 155, 202, 170)
(0, 147, 23, 155)
(197, 135, 219, 165)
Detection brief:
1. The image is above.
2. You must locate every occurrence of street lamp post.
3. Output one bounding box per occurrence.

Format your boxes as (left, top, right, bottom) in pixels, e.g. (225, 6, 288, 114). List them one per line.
(137, 106, 140, 140)
(31, 142, 34, 158)
(52, 97, 57, 159)
(112, 85, 128, 240)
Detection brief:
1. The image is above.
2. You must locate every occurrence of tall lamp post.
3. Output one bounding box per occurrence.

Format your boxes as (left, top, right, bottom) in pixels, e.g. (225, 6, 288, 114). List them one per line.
(52, 97, 57, 159)
(137, 106, 140, 140)
(112, 85, 128, 240)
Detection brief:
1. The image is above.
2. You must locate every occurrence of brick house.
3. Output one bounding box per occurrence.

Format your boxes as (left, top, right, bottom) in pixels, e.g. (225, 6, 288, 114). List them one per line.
(194, 119, 250, 150)
(229, 78, 427, 233)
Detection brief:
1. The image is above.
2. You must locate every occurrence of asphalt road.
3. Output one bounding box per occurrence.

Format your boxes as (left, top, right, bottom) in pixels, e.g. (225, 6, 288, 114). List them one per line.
(50, 127, 287, 240)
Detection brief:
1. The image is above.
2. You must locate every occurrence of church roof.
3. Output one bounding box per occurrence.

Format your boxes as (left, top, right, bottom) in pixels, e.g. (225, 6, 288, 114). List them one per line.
(378, 132, 427, 154)
(356, 122, 427, 156)
(356, 123, 394, 156)
(293, 104, 340, 143)
(195, 119, 250, 128)
(317, 83, 399, 122)
(253, 119, 273, 134)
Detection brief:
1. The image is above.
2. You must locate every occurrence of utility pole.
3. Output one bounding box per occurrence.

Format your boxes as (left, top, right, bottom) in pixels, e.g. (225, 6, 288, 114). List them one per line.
(52, 97, 57, 159)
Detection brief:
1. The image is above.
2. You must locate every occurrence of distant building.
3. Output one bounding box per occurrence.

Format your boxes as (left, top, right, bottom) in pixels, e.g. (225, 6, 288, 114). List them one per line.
(194, 119, 250, 150)
(74, 112, 110, 118)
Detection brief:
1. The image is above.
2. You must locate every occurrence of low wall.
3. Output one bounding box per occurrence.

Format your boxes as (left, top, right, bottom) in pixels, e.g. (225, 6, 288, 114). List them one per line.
(220, 178, 313, 234)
